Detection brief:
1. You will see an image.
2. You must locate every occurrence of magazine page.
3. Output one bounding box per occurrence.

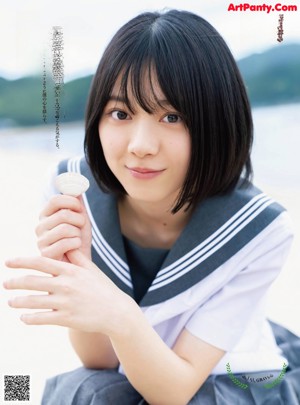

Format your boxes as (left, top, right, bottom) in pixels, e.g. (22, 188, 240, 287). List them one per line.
(0, 1, 299, 403)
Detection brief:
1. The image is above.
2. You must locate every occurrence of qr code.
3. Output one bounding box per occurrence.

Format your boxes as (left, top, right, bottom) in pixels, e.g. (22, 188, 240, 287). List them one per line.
(4, 375, 30, 401)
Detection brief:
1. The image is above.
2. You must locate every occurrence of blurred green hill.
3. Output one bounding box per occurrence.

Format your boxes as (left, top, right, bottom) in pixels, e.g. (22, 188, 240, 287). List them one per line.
(0, 43, 299, 128)
(238, 43, 300, 106)
(0, 75, 93, 128)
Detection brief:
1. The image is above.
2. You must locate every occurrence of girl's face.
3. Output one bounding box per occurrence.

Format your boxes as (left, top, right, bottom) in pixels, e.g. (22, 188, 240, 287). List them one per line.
(98, 77, 191, 209)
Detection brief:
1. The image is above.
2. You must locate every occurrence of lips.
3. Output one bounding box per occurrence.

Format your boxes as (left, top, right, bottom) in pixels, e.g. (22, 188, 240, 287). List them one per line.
(128, 167, 162, 173)
(126, 166, 165, 179)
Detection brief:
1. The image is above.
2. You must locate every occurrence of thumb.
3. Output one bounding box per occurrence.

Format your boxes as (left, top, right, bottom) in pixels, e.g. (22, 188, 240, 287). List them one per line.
(66, 249, 96, 270)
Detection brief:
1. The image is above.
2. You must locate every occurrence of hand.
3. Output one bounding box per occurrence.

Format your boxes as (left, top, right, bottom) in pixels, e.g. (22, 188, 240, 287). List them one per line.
(36, 195, 92, 262)
(3, 251, 133, 335)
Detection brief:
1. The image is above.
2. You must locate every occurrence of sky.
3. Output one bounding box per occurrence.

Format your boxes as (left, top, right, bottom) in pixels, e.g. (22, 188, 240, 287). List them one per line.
(0, 0, 299, 82)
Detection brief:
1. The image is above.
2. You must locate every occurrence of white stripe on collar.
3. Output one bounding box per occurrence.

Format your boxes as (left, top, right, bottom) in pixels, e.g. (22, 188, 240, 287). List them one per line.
(67, 157, 132, 288)
(149, 194, 273, 290)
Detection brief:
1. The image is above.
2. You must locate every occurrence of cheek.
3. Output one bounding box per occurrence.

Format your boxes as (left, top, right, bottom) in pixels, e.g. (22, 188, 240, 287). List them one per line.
(99, 125, 113, 162)
(99, 127, 125, 162)
(169, 135, 191, 167)
(100, 136, 113, 153)
(101, 139, 116, 164)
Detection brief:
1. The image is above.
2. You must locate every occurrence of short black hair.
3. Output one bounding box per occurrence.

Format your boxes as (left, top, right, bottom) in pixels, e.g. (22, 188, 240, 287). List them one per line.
(84, 9, 253, 213)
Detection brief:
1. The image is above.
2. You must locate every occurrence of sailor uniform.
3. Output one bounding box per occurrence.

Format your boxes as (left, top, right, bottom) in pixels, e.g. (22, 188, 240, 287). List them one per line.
(123, 236, 169, 303)
(41, 156, 300, 405)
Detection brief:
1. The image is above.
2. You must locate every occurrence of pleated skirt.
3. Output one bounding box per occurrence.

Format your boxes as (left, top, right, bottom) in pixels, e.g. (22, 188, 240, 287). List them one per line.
(41, 321, 300, 404)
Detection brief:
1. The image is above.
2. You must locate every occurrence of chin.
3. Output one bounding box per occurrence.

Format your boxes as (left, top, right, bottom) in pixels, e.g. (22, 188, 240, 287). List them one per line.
(126, 188, 178, 209)
(128, 192, 162, 203)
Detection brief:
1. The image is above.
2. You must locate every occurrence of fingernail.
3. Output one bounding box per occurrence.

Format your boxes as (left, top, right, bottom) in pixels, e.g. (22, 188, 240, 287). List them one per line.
(5, 258, 14, 266)
(20, 314, 27, 322)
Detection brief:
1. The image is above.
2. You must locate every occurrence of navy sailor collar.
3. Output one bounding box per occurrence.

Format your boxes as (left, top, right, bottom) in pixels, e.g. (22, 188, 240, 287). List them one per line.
(58, 157, 285, 306)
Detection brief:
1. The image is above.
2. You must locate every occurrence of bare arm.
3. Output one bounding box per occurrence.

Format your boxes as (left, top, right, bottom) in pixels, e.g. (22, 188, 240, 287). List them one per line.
(68, 329, 119, 369)
(110, 300, 225, 405)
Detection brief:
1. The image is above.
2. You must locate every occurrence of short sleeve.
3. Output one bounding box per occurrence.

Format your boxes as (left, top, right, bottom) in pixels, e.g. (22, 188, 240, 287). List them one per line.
(185, 212, 294, 351)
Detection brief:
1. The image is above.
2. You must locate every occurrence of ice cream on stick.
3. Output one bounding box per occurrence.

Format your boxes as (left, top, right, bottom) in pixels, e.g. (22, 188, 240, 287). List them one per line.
(54, 172, 90, 197)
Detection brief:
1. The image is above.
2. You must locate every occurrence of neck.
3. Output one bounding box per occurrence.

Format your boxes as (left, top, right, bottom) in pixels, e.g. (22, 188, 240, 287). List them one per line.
(118, 195, 192, 249)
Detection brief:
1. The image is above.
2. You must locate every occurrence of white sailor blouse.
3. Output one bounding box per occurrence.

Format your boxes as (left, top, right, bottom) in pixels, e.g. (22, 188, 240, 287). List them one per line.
(49, 156, 293, 376)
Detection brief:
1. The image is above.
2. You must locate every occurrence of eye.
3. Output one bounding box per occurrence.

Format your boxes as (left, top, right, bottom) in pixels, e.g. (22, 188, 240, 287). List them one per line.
(111, 110, 129, 120)
(162, 114, 182, 123)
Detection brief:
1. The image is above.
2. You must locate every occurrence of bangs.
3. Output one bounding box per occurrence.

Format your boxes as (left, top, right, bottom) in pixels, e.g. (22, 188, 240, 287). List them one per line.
(117, 62, 174, 115)
(102, 14, 195, 122)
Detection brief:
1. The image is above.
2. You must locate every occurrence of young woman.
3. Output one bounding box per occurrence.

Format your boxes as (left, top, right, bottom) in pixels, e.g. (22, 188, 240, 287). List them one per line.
(4, 9, 300, 404)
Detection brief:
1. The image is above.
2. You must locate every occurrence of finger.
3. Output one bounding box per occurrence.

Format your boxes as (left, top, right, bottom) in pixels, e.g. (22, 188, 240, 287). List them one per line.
(67, 250, 99, 272)
(78, 196, 89, 216)
(39, 195, 82, 219)
(38, 223, 81, 247)
(40, 237, 82, 260)
(8, 294, 59, 310)
(20, 311, 67, 326)
(5, 256, 74, 276)
(36, 209, 86, 237)
(3, 274, 54, 292)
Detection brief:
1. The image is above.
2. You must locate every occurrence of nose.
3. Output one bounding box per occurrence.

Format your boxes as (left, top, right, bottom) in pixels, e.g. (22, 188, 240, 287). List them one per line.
(127, 119, 159, 158)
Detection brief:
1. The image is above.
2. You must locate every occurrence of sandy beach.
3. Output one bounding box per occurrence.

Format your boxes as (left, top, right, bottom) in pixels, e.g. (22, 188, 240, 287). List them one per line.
(0, 130, 299, 403)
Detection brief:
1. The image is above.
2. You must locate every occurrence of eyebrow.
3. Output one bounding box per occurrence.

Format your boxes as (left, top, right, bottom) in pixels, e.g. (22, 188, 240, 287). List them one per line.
(109, 95, 173, 107)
